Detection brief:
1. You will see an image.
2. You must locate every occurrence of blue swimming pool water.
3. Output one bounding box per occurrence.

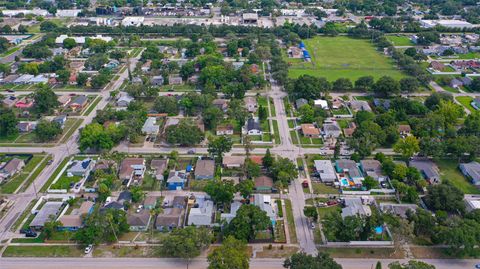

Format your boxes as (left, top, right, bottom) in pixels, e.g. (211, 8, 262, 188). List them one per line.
(375, 226, 383, 234)
(341, 178, 349, 186)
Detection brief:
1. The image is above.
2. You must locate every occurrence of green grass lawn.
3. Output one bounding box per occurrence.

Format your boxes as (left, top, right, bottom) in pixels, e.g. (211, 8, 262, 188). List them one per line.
(312, 182, 339, 195)
(456, 96, 476, 113)
(82, 96, 102, 116)
(20, 155, 51, 193)
(284, 199, 297, 244)
(436, 159, 480, 194)
(288, 36, 405, 81)
(0, 173, 28, 194)
(385, 35, 414, 46)
(272, 120, 280, 144)
(50, 174, 81, 190)
(317, 205, 341, 219)
(290, 130, 299, 144)
(3, 246, 83, 257)
(40, 157, 70, 192)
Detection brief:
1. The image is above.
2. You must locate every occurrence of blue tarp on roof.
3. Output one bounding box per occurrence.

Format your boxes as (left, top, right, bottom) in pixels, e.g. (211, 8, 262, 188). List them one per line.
(299, 42, 305, 49)
(303, 50, 311, 58)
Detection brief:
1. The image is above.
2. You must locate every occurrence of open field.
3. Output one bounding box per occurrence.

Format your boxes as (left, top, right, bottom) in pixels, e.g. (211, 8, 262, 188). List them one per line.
(2, 246, 83, 257)
(287, 36, 405, 81)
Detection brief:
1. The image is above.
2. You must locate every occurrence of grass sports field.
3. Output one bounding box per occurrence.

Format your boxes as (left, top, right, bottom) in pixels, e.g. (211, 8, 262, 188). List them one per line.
(287, 36, 405, 81)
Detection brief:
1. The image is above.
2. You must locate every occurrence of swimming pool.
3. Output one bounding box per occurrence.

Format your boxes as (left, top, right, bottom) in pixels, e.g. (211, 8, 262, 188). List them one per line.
(340, 178, 349, 187)
(375, 226, 383, 234)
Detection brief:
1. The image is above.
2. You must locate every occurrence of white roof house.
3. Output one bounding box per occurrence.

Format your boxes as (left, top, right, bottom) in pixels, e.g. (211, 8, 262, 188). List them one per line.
(465, 196, 480, 212)
(55, 35, 112, 45)
(56, 9, 81, 17)
(187, 199, 214, 226)
(220, 201, 242, 223)
(141, 117, 159, 135)
(121, 16, 145, 27)
(341, 197, 372, 219)
(314, 160, 337, 183)
(314, 99, 328, 109)
(420, 19, 474, 29)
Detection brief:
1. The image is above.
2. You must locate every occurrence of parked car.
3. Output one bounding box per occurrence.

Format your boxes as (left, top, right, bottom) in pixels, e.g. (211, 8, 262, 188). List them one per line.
(25, 231, 37, 237)
(46, 160, 53, 165)
(310, 222, 316, 229)
(20, 228, 30, 234)
(187, 149, 196, 154)
(84, 244, 93, 254)
(326, 200, 338, 206)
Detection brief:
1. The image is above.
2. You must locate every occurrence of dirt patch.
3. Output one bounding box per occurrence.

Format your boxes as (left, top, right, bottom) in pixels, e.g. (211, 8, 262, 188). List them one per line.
(255, 245, 299, 258)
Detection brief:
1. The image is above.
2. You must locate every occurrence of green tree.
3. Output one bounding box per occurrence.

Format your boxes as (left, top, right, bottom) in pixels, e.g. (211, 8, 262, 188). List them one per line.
(34, 120, 62, 142)
(425, 182, 465, 214)
(0, 108, 18, 137)
(376, 261, 382, 269)
(33, 85, 59, 114)
(165, 119, 203, 146)
(207, 236, 249, 269)
(245, 158, 261, 179)
(363, 176, 379, 190)
(304, 206, 318, 221)
(225, 204, 271, 241)
(203, 106, 223, 130)
(258, 105, 268, 121)
(355, 76, 374, 91)
(91, 73, 110, 89)
(393, 136, 420, 162)
(270, 158, 298, 186)
(43, 220, 61, 240)
(77, 73, 88, 86)
(160, 227, 212, 267)
(63, 38, 77, 49)
(205, 180, 235, 205)
(373, 76, 400, 97)
(284, 252, 341, 269)
(56, 69, 71, 84)
(236, 179, 255, 199)
(130, 186, 145, 203)
(153, 96, 178, 115)
(75, 208, 129, 245)
(262, 149, 274, 170)
(79, 123, 114, 152)
(97, 183, 111, 203)
(208, 136, 233, 162)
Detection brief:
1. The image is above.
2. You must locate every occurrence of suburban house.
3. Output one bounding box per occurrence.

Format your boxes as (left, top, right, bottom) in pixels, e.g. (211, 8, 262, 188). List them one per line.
(254, 176, 274, 193)
(295, 98, 308, 108)
(67, 158, 94, 179)
(144, 196, 157, 210)
(335, 160, 364, 186)
(341, 197, 372, 219)
(141, 60, 152, 72)
(360, 159, 385, 182)
(127, 212, 151, 232)
(343, 122, 357, 137)
(216, 124, 234, 135)
(379, 203, 417, 218)
(212, 99, 229, 112)
(194, 159, 215, 180)
(141, 117, 159, 135)
(69, 95, 89, 111)
(222, 156, 246, 168)
(409, 158, 440, 184)
(301, 124, 320, 138)
(314, 160, 337, 184)
(322, 121, 341, 138)
(17, 122, 36, 133)
(246, 118, 262, 135)
(331, 98, 344, 109)
(150, 159, 168, 180)
(119, 158, 146, 186)
(150, 75, 164, 86)
(430, 61, 445, 71)
(465, 196, 480, 212)
(244, 97, 257, 112)
(253, 194, 275, 224)
(103, 201, 125, 211)
(57, 95, 71, 107)
(398, 124, 412, 137)
(30, 201, 63, 230)
(3, 96, 17, 107)
(0, 158, 25, 182)
(58, 201, 94, 231)
(472, 97, 480, 110)
(349, 100, 372, 112)
(167, 170, 187, 190)
(117, 191, 132, 204)
(220, 201, 242, 223)
(187, 196, 214, 226)
(53, 115, 67, 129)
(116, 92, 134, 107)
(459, 162, 480, 186)
(168, 74, 183, 85)
(313, 99, 328, 109)
(15, 97, 34, 109)
(156, 207, 183, 231)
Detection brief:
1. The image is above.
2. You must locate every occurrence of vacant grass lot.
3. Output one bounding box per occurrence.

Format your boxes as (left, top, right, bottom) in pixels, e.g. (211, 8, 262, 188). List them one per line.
(456, 96, 476, 113)
(288, 36, 405, 81)
(3, 246, 83, 257)
(436, 159, 480, 194)
(385, 35, 414, 46)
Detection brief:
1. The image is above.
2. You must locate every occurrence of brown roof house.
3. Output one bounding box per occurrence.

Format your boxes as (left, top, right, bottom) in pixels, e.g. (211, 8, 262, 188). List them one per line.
(398, 124, 411, 137)
(343, 122, 357, 137)
(144, 196, 157, 210)
(127, 211, 151, 232)
(58, 201, 94, 231)
(0, 158, 25, 182)
(168, 74, 183, 85)
(255, 176, 273, 193)
(301, 124, 320, 138)
(194, 159, 215, 180)
(430, 61, 445, 72)
(222, 156, 246, 168)
(119, 158, 146, 187)
(155, 207, 183, 231)
(216, 124, 234, 136)
(151, 159, 168, 180)
(244, 97, 257, 113)
(212, 99, 229, 112)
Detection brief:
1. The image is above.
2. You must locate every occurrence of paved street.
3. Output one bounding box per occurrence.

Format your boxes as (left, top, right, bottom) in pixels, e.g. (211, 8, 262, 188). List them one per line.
(2, 257, 480, 269)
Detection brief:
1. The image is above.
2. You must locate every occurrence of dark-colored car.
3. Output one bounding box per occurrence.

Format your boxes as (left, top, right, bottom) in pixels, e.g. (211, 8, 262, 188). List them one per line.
(326, 200, 338, 206)
(19, 228, 30, 234)
(25, 231, 37, 238)
(46, 160, 53, 165)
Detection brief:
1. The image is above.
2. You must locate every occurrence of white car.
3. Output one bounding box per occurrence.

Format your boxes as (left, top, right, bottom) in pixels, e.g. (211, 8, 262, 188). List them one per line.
(310, 222, 316, 229)
(84, 244, 93, 254)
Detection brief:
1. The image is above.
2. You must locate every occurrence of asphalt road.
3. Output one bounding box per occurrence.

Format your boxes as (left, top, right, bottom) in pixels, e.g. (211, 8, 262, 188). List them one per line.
(1, 257, 480, 269)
